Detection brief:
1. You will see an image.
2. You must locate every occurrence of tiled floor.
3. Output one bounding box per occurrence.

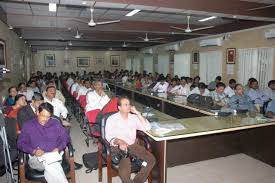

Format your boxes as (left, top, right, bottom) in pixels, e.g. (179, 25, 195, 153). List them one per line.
(1, 114, 275, 183)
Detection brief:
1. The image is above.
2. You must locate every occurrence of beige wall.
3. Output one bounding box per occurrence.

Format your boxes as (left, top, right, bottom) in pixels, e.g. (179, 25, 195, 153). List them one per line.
(0, 20, 31, 98)
(32, 50, 129, 74)
(150, 24, 275, 84)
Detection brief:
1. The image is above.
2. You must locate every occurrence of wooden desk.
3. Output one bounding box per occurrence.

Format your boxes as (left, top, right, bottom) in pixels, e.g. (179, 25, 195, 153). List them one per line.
(108, 82, 214, 118)
(145, 115, 275, 183)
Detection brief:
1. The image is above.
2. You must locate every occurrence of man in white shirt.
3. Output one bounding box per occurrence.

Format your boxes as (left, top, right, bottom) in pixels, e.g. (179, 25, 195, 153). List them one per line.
(18, 82, 34, 102)
(152, 76, 169, 93)
(44, 86, 69, 126)
(105, 96, 155, 183)
(70, 78, 80, 96)
(85, 80, 110, 112)
(176, 77, 190, 96)
(191, 82, 210, 96)
(264, 80, 275, 100)
(224, 79, 236, 98)
(76, 79, 92, 100)
(122, 74, 128, 85)
(66, 75, 75, 90)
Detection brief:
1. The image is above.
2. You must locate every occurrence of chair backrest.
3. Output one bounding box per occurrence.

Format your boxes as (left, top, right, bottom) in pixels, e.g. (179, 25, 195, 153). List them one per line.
(101, 97, 118, 114)
(79, 95, 87, 108)
(100, 112, 117, 139)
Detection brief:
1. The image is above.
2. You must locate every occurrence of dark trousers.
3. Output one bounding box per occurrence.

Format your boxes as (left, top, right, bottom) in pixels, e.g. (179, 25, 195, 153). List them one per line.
(111, 144, 156, 183)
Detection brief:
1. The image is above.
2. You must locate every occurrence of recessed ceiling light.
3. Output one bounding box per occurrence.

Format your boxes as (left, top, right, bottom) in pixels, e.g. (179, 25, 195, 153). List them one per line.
(24, 41, 27, 43)
(126, 9, 140, 17)
(82, 1, 87, 5)
(233, 15, 237, 18)
(68, 41, 72, 46)
(19, 36, 22, 39)
(8, 25, 13, 30)
(49, 3, 56, 12)
(199, 16, 217, 22)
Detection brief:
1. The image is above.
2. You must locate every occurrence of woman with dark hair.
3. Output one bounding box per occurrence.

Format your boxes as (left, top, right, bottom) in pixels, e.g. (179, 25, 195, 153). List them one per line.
(4, 94, 27, 119)
(3, 86, 18, 107)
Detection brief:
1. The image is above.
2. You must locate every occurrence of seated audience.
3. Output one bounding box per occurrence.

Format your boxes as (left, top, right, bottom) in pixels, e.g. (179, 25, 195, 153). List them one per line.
(105, 96, 156, 183)
(265, 100, 275, 118)
(141, 75, 152, 89)
(264, 80, 275, 100)
(17, 92, 44, 129)
(4, 94, 27, 119)
(3, 86, 17, 107)
(228, 84, 256, 111)
(43, 80, 65, 104)
(44, 86, 69, 126)
(191, 82, 210, 96)
(208, 76, 222, 91)
(17, 102, 69, 183)
(246, 78, 269, 106)
(76, 79, 92, 100)
(176, 77, 191, 96)
(29, 80, 40, 93)
(210, 82, 228, 107)
(152, 76, 169, 93)
(85, 80, 110, 112)
(224, 79, 236, 98)
(190, 76, 200, 90)
(167, 78, 179, 94)
(18, 82, 34, 102)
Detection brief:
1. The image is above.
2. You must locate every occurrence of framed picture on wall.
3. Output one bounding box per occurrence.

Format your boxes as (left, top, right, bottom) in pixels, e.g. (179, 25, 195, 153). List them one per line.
(0, 39, 6, 67)
(44, 54, 55, 67)
(110, 55, 120, 66)
(96, 57, 104, 65)
(192, 51, 199, 64)
(77, 57, 90, 67)
(226, 48, 236, 64)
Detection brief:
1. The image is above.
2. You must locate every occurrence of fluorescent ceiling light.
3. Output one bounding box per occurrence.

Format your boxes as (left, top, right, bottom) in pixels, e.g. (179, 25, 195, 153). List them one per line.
(8, 25, 13, 30)
(82, 1, 87, 5)
(125, 9, 140, 17)
(199, 16, 217, 22)
(49, 3, 56, 12)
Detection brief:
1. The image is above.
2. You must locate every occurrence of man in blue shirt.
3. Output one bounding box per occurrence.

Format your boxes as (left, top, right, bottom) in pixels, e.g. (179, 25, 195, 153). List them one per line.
(266, 100, 275, 118)
(246, 78, 269, 106)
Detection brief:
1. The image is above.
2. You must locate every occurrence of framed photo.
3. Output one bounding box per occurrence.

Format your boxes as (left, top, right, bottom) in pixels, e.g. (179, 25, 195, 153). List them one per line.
(110, 55, 120, 66)
(77, 57, 90, 67)
(226, 48, 236, 64)
(96, 57, 104, 65)
(44, 54, 55, 67)
(192, 51, 199, 64)
(0, 39, 6, 67)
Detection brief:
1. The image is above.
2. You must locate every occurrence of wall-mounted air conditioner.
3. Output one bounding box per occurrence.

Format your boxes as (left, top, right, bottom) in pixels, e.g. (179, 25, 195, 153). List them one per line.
(199, 37, 223, 47)
(264, 28, 275, 39)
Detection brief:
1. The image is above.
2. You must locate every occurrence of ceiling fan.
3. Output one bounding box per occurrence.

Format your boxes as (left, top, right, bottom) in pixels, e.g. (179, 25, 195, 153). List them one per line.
(74, 29, 83, 39)
(73, 7, 120, 27)
(170, 16, 214, 35)
(138, 33, 165, 42)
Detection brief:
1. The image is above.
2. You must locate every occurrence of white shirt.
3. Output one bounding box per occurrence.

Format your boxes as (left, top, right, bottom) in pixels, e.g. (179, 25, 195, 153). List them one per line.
(168, 85, 180, 94)
(224, 86, 235, 98)
(190, 87, 210, 96)
(264, 88, 275, 100)
(122, 76, 128, 84)
(105, 112, 151, 146)
(66, 78, 74, 88)
(152, 82, 169, 93)
(44, 97, 68, 118)
(70, 83, 79, 95)
(85, 91, 110, 112)
(18, 88, 34, 102)
(176, 85, 190, 96)
(76, 86, 91, 100)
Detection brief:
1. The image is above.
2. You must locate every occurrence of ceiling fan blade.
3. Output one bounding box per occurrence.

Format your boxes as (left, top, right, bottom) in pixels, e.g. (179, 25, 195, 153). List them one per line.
(71, 18, 88, 24)
(247, 4, 275, 11)
(137, 37, 145, 40)
(191, 26, 214, 32)
(96, 20, 121, 25)
(149, 38, 165, 41)
(170, 26, 186, 31)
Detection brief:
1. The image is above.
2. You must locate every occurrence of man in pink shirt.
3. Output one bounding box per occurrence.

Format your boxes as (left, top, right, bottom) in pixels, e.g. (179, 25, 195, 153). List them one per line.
(105, 96, 155, 183)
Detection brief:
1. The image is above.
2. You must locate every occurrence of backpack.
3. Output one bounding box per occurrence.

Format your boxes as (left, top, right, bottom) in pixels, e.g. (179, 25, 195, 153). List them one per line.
(82, 152, 106, 173)
(187, 94, 216, 109)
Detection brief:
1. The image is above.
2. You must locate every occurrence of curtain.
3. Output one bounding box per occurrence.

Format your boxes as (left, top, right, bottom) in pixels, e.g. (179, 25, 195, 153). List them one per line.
(238, 47, 273, 89)
(199, 51, 222, 84)
(132, 57, 140, 73)
(144, 56, 153, 73)
(157, 55, 169, 75)
(174, 53, 191, 77)
(125, 58, 132, 71)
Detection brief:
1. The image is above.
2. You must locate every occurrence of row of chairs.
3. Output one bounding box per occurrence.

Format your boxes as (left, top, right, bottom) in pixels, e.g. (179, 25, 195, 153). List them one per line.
(61, 80, 153, 183)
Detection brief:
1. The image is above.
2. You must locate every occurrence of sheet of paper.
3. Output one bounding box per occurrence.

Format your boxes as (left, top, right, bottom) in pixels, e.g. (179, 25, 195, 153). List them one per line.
(38, 151, 62, 165)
